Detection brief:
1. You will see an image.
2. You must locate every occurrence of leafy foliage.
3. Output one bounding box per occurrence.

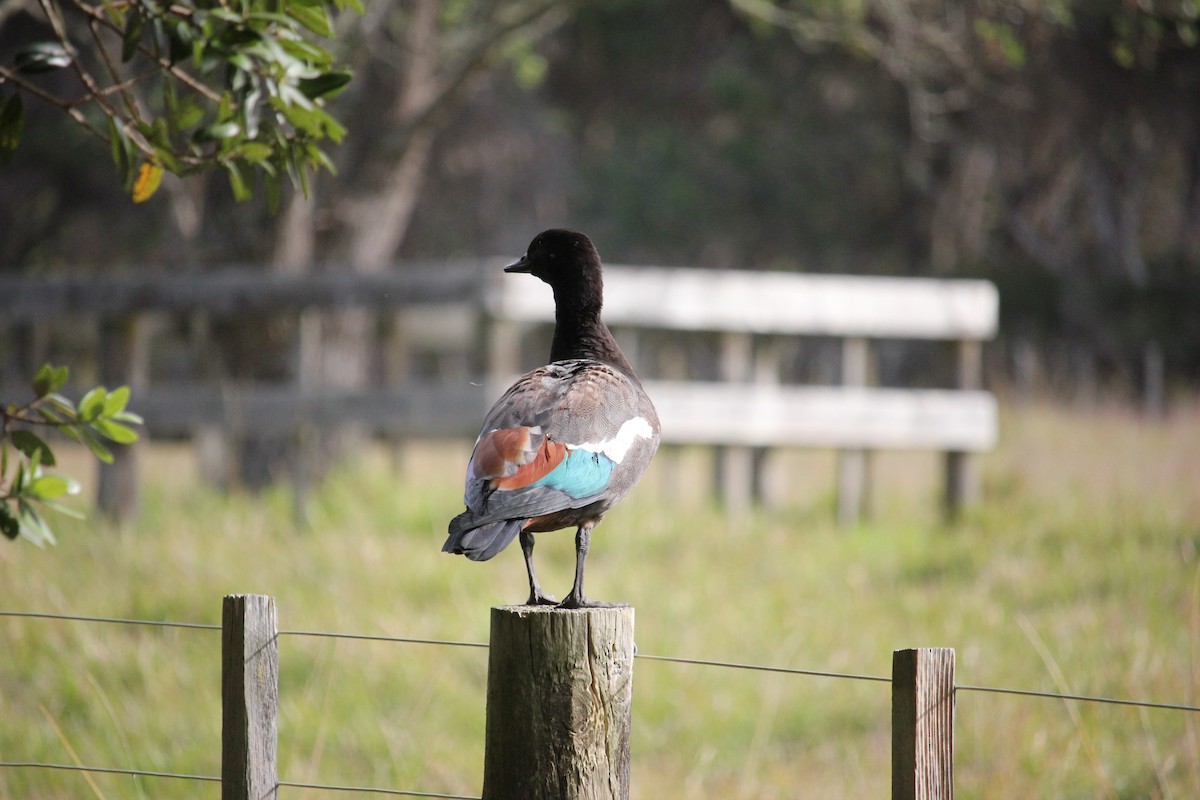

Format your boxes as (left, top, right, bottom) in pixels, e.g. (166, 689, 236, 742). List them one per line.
(1, 364, 143, 545)
(0, 0, 357, 204)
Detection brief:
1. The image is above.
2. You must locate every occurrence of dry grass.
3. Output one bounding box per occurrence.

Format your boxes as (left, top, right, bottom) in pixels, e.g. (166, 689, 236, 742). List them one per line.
(1, 399, 1198, 798)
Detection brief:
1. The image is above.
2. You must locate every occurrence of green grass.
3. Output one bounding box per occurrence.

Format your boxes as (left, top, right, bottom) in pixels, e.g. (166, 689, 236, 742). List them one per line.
(1, 401, 1198, 799)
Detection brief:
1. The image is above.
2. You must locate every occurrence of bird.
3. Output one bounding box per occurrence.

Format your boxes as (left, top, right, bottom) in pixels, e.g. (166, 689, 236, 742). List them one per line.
(443, 229, 660, 609)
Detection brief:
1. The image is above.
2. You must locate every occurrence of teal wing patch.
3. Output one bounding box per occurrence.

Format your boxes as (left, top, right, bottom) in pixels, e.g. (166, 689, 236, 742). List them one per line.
(529, 449, 615, 499)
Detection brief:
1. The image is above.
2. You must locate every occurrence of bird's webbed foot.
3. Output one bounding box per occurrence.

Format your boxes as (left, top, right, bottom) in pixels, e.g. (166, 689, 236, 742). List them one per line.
(557, 592, 622, 610)
(525, 590, 558, 606)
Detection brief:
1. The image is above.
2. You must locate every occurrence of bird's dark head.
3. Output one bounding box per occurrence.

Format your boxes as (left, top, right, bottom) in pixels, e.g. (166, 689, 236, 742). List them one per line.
(504, 229, 602, 294)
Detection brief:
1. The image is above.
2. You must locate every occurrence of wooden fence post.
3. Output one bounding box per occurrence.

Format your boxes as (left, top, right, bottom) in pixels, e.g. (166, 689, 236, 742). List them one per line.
(97, 314, 148, 522)
(892, 647, 955, 800)
(483, 606, 635, 800)
(222, 594, 279, 800)
(944, 339, 982, 521)
(837, 336, 873, 526)
(714, 331, 754, 515)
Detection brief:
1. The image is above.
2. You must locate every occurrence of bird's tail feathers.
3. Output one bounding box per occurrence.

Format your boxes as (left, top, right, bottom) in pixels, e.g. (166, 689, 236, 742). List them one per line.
(443, 515, 523, 562)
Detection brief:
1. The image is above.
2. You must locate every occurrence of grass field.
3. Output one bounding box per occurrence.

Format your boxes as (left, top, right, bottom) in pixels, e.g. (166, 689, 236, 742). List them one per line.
(1, 399, 1198, 799)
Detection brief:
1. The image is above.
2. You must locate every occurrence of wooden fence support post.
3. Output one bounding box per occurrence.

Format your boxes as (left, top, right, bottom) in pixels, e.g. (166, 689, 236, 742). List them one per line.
(892, 647, 955, 800)
(97, 314, 148, 522)
(944, 339, 983, 522)
(837, 336, 873, 527)
(222, 594, 279, 800)
(483, 606, 635, 800)
(714, 331, 754, 516)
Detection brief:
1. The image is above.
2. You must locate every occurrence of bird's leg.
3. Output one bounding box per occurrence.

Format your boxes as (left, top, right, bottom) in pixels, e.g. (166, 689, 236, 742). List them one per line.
(520, 529, 557, 606)
(559, 521, 618, 609)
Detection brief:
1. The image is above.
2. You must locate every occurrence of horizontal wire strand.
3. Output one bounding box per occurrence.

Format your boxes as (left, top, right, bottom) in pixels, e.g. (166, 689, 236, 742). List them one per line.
(956, 683, 1200, 713)
(278, 779, 479, 798)
(279, 629, 487, 649)
(0, 610, 218, 630)
(0, 763, 479, 798)
(0, 762, 219, 782)
(634, 652, 891, 683)
(4, 609, 1198, 714)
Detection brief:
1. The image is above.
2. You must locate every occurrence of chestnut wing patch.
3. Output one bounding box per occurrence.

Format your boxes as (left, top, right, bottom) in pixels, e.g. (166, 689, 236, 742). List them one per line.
(469, 426, 569, 491)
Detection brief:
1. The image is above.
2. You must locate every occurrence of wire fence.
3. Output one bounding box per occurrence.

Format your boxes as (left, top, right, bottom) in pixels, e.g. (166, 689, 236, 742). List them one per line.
(2, 607, 1198, 797)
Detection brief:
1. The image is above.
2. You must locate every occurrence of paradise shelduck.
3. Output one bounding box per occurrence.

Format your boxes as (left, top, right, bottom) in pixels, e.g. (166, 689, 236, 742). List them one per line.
(443, 229, 660, 608)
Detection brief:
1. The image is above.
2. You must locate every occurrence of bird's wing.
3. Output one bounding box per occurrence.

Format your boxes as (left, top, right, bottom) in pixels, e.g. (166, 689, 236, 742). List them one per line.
(457, 360, 655, 527)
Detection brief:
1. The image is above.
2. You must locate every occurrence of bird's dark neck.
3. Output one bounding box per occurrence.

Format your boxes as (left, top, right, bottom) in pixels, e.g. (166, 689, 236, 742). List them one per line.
(550, 303, 637, 377)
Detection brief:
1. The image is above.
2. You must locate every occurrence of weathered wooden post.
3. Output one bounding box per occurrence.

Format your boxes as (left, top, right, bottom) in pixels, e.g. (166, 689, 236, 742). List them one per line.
(837, 336, 873, 526)
(97, 314, 148, 522)
(943, 339, 983, 521)
(483, 606, 635, 800)
(892, 647, 955, 800)
(714, 331, 754, 515)
(222, 594, 279, 800)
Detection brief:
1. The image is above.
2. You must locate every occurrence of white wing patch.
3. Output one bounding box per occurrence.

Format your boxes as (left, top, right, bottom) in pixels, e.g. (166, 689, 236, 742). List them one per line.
(570, 416, 654, 464)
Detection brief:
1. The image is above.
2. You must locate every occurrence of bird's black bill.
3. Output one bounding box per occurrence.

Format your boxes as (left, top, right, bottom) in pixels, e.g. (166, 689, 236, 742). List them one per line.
(503, 254, 531, 273)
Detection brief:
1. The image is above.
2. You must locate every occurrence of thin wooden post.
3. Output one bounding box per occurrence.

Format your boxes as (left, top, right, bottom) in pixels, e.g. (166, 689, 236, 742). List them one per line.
(483, 606, 635, 800)
(97, 314, 148, 522)
(892, 647, 955, 800)
(1143, 340, 1165, 419)
(750, 338, 783, 507)
(944, 340, 982, 521)
(222, 594, 279, 800)
(837, 337, 872, 526)
(714, 331, 753, 515)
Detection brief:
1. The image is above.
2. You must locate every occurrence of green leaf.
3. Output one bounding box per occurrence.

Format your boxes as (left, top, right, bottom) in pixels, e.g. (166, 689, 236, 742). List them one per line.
(109, 119, 138, 187)
(26, 446, 42, 480)
(10, 430, 56, 467)
(92, 418, 139, 445)
(0, 93, 24, 164)
(40, 498, 86, 520)
(242, 87, 262, 139)
(238, 142, 273, 163)
(285, 0, 333, 38)
(174, 98, 205, 130)
(79, 386, 107, 421)
(225, 159, 252, 201)
(168, 21, 192, 63)
(278, 37, 333, 66)
(78, 427, 114, 464)
(111, 410, 144, 425)
(103, 385, 131, 416)
(32, 363, 69, 397)
(56, 424, 83, 445)
(32, 364, 54, 397)
(29, 474, 74, 500)
(122, 9, 144, 62)
(18, 500, 56, 547)
(14, 42, 72, 73)
(193, 121, 241, 143)
(0, 505, 18, 540)
(297, 71, 352, 100)
(46, 393, 79, 420)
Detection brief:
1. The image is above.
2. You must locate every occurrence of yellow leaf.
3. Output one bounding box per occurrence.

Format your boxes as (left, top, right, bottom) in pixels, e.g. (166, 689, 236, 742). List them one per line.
(131, 162, 163, 203)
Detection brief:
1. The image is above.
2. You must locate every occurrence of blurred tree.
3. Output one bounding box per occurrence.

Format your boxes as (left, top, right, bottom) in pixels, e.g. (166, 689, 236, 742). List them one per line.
(268, 0, 574, 414)
(0, 0, 356, 204)
(542, 0, 915, 271)
(217, 0, 576, 484)
(270, 0, 573, 273)
(730, 0, 1200, 381)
